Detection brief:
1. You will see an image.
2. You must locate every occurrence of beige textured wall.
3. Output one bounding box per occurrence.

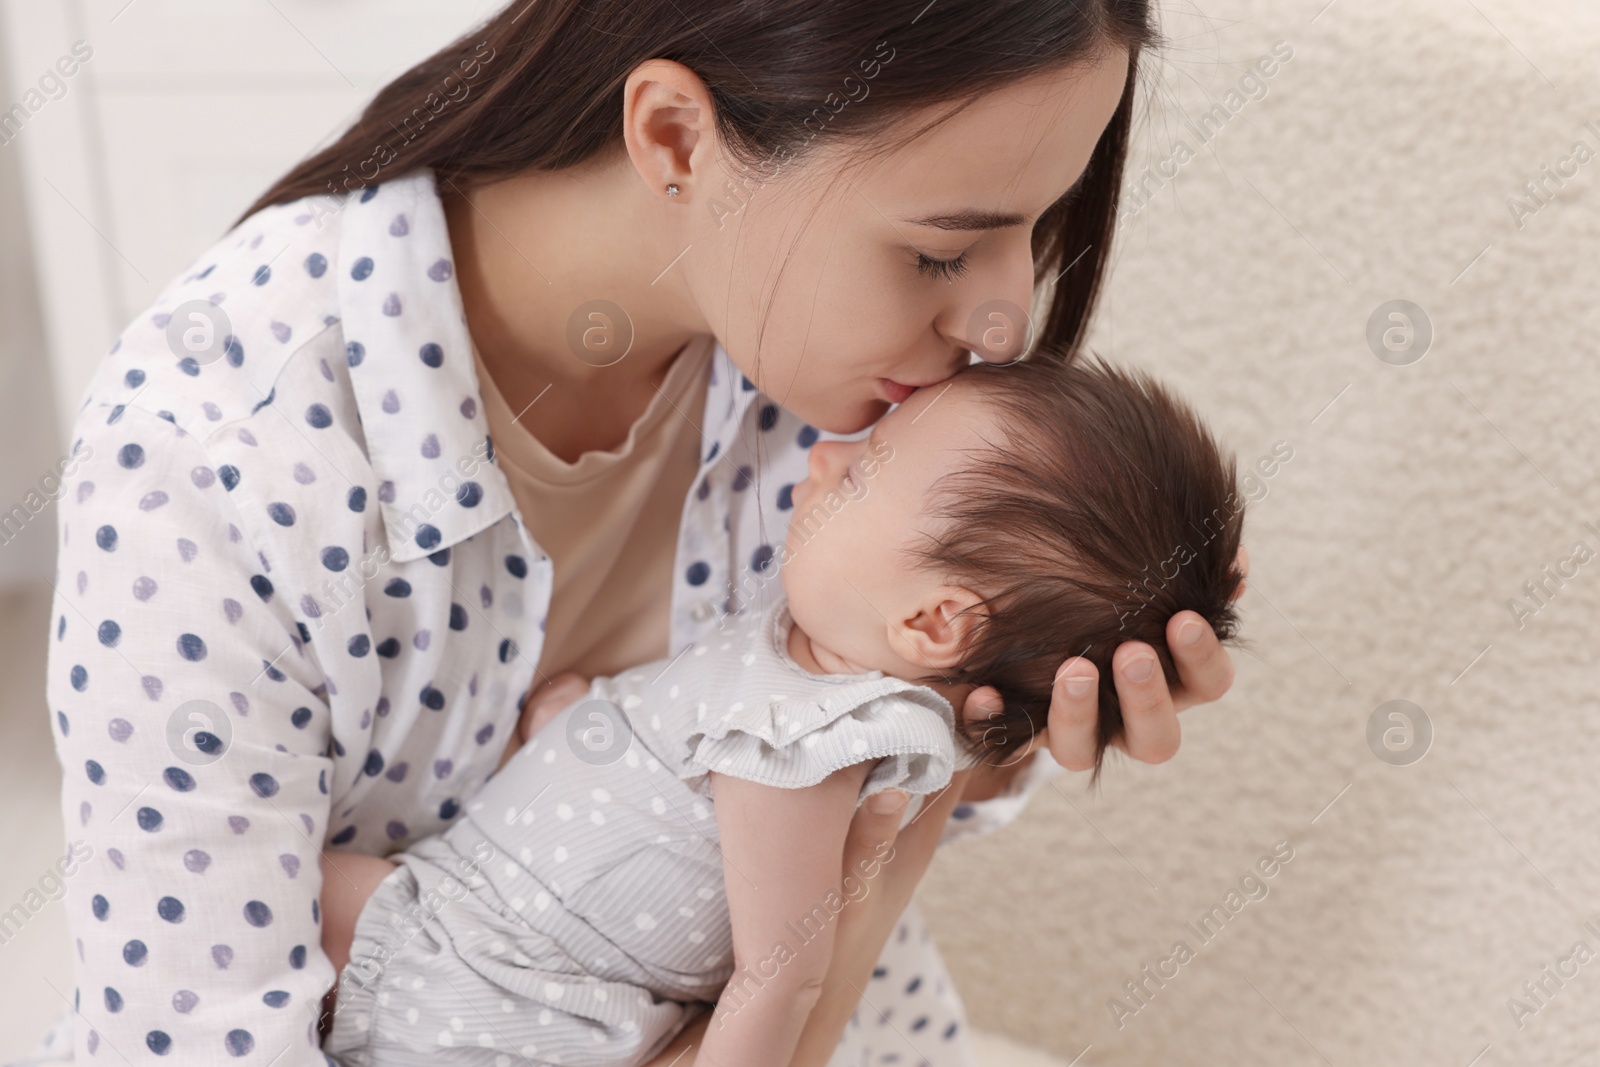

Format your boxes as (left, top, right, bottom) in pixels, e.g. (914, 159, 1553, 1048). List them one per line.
(919, 1, 1600, 1064)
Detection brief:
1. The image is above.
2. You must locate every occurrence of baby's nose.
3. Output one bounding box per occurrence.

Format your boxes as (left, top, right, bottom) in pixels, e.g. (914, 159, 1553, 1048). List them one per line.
(814, 439, 848, 467)
(805, 441, 831, 478)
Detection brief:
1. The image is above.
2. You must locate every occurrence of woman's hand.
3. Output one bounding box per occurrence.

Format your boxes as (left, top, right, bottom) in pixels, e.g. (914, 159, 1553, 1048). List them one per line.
(962, 545, 1250, 774)
(637, 778, 966, 1067)
(787, 777, 967, 1067)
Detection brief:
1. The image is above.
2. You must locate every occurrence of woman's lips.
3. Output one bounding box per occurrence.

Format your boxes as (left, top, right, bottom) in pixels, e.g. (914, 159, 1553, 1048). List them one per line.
(880, 379, 917, 404)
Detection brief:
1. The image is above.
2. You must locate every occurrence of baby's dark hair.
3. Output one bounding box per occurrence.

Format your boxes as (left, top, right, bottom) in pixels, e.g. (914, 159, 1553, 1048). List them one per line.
(906, 352, 1246, 785)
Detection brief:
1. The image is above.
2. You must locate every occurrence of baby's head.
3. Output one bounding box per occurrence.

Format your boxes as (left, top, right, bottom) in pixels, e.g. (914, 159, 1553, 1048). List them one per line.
(780, 353, 1246, 781)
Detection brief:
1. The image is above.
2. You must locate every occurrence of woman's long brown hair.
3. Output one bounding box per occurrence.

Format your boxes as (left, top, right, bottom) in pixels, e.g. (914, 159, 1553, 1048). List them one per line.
(239, 0, 1158, 361)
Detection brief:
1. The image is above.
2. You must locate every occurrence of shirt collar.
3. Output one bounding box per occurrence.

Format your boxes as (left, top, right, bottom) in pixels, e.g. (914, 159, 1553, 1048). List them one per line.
(338, 167, 762, 563)
(697, 341, 763, 471)
(338, 169, 522, 563)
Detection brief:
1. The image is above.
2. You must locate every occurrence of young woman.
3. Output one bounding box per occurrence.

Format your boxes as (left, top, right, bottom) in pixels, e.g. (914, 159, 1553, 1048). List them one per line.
(34, 1, 1243, 1064)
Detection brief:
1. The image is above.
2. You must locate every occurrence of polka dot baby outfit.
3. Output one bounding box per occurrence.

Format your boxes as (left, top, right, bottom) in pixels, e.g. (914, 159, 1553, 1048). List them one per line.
(323, 591, 980, 1065)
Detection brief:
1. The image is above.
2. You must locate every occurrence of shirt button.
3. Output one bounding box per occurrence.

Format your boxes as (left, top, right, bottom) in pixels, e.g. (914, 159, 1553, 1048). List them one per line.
(689, 600, 715, 622)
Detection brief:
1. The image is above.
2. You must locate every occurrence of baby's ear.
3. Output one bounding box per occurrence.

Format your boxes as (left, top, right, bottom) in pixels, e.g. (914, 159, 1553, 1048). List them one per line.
(890, 585, 987, 672)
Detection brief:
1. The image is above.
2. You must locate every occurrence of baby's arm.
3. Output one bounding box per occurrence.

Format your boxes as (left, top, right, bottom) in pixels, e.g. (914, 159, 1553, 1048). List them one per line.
(700, 760, 876, 1066)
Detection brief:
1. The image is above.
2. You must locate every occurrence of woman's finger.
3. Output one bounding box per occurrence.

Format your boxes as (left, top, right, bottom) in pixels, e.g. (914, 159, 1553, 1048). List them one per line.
(1110, 640, 1181, 764)
(843, 788, 910, 881)
(860, 773, 968, 892)
(1043, 658, 1101, 772)
(959, 684, 1018, 756)
(1165, 610, 1236, 713)
(898, 773, 966, 852)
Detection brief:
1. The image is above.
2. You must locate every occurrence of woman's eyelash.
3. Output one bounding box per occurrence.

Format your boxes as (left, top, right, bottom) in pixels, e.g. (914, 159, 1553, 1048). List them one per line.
(915, 251, 970, 281)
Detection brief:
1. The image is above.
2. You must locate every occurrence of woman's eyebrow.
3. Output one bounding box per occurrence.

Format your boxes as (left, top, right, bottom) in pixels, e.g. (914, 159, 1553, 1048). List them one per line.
(898, 208, 1028, 231)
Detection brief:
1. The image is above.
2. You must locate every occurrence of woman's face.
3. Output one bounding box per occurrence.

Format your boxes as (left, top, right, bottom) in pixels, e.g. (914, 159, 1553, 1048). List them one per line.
(680, 46, 1130, 435)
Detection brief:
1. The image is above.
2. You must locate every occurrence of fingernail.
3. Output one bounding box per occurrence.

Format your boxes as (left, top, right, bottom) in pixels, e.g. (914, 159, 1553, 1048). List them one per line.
(1065, 675, 1094, 698)
(1123, 653, 1156, 682)
(1179, 619, 1204, 647)
(867, 789, 908, 815)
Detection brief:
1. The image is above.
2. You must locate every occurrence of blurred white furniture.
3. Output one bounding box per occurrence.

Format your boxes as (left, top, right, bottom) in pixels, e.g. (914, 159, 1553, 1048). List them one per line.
(1, 0, 504, 446)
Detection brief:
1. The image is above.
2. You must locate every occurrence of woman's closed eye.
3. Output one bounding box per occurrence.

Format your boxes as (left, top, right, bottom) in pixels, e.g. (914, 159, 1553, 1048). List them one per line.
(915, 249, 971, 281)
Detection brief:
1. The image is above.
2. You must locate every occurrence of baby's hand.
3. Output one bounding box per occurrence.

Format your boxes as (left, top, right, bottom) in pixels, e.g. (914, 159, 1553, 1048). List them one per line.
(497, 672, 590, 772)
(520, 672, 591, 742)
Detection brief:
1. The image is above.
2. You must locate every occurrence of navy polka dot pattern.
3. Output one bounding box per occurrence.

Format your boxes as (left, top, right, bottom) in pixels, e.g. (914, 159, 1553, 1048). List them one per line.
(37, 167, 1053, 1065)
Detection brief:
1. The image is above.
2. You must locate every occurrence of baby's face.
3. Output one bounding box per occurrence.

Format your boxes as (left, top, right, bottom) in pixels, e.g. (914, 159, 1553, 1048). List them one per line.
(780, 378, 1000, 677)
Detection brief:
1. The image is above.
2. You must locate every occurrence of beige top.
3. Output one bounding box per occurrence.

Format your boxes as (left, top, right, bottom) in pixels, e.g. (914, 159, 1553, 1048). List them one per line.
(471, 335, 715, 683)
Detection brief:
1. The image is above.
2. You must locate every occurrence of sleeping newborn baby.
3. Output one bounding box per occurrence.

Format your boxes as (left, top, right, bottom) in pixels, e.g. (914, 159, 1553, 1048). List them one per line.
(318, 353, 1247, 1065)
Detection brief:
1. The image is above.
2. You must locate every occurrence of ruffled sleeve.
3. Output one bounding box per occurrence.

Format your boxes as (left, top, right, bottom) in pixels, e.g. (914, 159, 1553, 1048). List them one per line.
(682, 681, 960, 809)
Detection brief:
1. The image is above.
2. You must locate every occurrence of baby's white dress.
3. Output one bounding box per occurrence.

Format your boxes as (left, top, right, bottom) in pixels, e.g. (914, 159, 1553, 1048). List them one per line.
(324, 591, 982, 1065)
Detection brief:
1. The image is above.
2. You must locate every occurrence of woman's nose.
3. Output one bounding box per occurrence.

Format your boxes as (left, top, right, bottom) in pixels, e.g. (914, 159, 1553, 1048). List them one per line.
(966, 300, 1035, 363)
(947, 241, 1038, 363)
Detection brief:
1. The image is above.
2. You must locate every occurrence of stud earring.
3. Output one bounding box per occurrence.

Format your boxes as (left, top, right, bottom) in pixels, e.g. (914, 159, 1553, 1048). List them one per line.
(666, 183, 680, 197)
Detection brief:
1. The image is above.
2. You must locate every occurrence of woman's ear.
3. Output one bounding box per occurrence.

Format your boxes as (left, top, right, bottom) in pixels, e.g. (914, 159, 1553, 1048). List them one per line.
(889, 585, 987, 672)
(620, 58, 717, 201)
